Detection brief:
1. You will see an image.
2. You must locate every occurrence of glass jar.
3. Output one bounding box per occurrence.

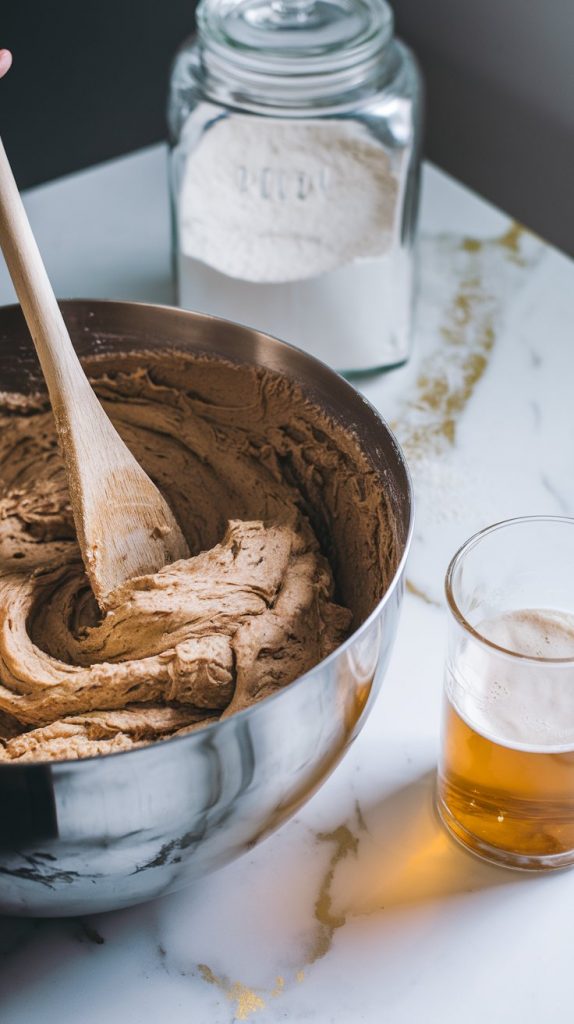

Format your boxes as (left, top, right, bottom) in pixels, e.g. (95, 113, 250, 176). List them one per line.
(168, 0, 423, 374)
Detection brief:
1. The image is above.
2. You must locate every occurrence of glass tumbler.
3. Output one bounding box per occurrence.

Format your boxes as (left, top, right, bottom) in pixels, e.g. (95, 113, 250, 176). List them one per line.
(437, 516, 574, 871)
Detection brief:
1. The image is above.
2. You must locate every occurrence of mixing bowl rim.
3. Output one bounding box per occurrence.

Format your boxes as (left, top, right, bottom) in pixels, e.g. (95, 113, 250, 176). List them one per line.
(0, 298, 414, 770)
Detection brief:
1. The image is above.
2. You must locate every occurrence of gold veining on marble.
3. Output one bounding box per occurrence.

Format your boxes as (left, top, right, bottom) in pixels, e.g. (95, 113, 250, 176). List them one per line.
(496, 222, 527, 265)
(198, 963, 266, 1020)
(406, 288, 494, 454)
(462, 221, 526, 264)
(271, 976, 285, 997)
(393, 219, 532, 463)
(197, 964, 304, 1016)
(460, 236, 482, 254)
(308, 825, 358, 963)
(406, 579, 441, 607)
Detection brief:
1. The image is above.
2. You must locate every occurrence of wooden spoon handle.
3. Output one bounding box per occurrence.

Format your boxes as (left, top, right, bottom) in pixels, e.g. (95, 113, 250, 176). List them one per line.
(0, 135, 92, 413)
(0, 136, 190, 606)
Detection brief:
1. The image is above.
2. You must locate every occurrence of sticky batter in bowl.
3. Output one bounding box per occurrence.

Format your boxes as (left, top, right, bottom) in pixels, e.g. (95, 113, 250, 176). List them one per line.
(0, 351, 395, 762)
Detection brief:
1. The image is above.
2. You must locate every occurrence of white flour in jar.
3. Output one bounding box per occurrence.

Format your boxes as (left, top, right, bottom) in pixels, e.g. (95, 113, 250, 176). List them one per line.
(175, 113, 410, 371)
(178, 116, 399, 283)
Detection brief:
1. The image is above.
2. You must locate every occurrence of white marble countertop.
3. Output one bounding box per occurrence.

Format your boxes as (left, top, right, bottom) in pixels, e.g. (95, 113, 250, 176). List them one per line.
(1, 146, 573, 1022)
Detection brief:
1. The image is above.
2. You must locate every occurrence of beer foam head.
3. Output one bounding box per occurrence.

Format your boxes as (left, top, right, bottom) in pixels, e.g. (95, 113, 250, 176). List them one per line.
(450, 609, 574, 752)
(480, 609, 574, 660)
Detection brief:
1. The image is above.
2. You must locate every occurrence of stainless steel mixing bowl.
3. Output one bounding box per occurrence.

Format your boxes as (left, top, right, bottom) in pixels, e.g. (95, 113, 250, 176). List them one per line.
(0, 300, 413, 916)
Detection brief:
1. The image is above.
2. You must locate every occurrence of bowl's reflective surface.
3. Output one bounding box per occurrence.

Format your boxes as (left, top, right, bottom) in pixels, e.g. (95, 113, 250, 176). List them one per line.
(0, 301, 413, 916)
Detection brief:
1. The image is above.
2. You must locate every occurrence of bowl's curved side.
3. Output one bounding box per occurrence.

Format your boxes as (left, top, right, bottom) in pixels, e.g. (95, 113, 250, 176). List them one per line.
(0, 301, 413, 916)
(0, 589, 403, 917)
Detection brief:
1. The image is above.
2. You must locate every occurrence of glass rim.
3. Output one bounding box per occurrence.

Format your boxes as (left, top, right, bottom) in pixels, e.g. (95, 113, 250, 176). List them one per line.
(445, 515, 574, 666)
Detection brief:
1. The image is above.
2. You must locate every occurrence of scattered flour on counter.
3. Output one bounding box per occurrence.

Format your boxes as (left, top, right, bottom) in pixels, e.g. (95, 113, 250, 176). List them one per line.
(410, 452, 489, 526)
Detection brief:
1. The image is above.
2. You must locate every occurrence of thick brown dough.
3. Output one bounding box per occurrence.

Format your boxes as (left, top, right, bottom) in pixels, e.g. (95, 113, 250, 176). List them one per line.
(0, 352, 395, 763)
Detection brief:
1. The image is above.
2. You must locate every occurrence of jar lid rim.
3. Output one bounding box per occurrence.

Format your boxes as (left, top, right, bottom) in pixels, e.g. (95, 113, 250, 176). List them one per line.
(197, 0, 393, 74)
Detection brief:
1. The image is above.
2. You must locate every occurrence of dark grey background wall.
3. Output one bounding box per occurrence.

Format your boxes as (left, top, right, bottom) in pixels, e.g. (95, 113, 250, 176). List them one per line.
(394, 0, 574, 256)
(1, 1, 573, 254)
(0, 1, 196, 187)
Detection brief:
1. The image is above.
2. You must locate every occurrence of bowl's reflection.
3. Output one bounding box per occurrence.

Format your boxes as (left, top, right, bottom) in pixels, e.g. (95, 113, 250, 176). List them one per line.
(0, 300, 413, 916)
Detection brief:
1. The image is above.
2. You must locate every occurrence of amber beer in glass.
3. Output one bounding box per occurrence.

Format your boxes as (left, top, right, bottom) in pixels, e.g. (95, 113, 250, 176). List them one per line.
(437, 517, 574, 870)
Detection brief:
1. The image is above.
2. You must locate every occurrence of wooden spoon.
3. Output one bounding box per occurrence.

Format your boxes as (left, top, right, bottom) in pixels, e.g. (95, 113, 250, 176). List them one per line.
(0, 137, 189, 609)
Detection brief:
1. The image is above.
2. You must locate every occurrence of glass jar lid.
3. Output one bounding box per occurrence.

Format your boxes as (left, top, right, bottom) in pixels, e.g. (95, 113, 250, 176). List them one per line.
(196, 0, 396, 108)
